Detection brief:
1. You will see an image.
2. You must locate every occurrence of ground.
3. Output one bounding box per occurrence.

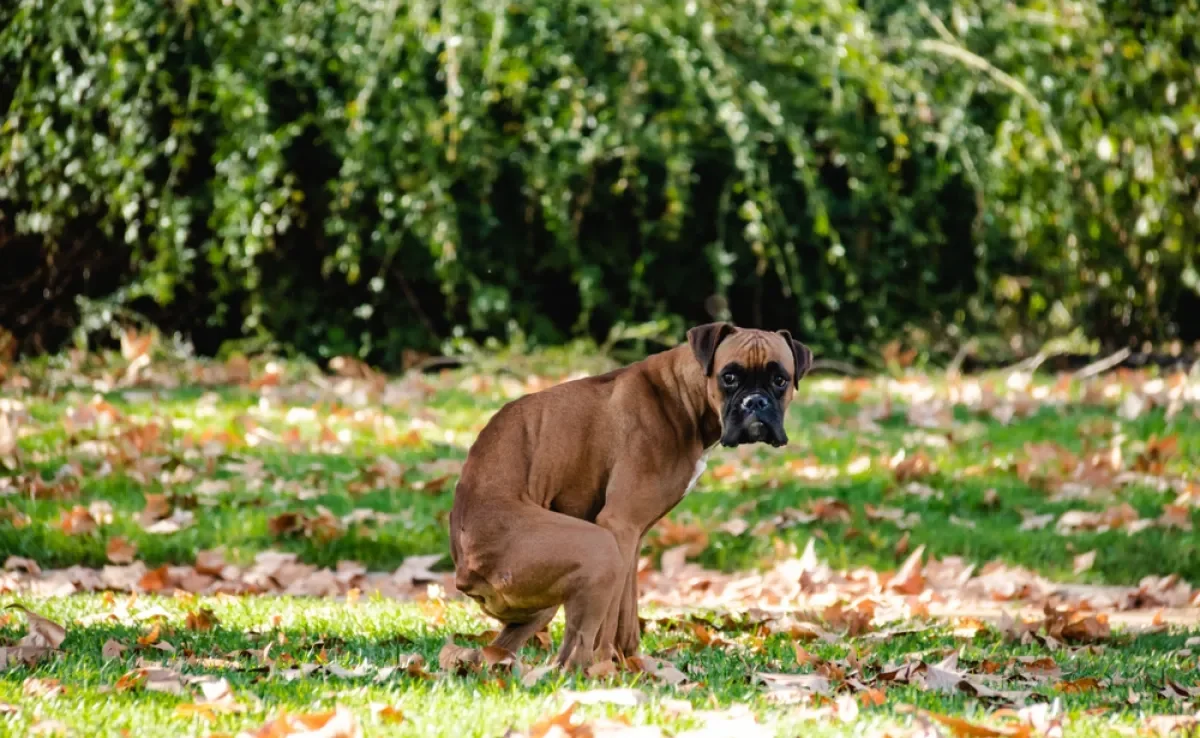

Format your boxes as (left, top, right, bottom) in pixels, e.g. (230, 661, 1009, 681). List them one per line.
(1, 344, 1199, 738)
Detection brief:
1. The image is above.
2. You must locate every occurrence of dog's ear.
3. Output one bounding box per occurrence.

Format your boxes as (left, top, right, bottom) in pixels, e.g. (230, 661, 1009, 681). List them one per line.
(687, 322, 736, 376)
(777, 330, 813, 388)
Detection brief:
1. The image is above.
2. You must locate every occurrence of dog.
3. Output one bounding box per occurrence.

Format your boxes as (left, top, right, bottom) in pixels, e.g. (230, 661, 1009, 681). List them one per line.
(449, 322, 813, 668)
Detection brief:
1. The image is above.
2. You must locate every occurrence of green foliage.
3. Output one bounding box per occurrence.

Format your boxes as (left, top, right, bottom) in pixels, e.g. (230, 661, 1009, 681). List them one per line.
(2, 0, 1198, 365)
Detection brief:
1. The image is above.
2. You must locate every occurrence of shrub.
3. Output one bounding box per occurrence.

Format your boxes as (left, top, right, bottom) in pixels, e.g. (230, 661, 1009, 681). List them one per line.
(1, 0, 1197, 366)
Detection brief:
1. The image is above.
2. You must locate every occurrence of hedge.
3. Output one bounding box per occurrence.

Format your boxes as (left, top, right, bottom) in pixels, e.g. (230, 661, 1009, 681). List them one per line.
(1, 0, 1198, 367)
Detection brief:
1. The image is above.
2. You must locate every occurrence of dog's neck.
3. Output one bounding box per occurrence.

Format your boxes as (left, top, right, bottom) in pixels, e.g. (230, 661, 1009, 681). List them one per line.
(645, 345, 723, 450)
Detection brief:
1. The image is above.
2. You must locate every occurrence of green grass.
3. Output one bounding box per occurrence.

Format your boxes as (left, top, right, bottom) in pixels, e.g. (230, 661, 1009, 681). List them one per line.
(2, 351, 1200, 736)
(1, 594, 1199, 737)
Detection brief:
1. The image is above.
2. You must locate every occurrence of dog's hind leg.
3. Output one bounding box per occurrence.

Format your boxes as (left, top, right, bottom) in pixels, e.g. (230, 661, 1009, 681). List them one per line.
(455, 504, 623, 670)
(491, 606, 557, 653)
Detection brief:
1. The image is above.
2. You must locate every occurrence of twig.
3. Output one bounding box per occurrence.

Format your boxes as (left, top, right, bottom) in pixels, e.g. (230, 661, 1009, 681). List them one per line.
(1071, 347, 1132, 380)
(946, 339, 976, 378)
(914, 37, 1063, 156)
(412, 355, 467, 373)
(997, 351, 1053, 377)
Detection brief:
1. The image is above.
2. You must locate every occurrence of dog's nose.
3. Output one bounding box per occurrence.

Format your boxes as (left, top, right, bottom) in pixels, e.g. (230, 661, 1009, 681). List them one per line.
(742, 394, 770, 412)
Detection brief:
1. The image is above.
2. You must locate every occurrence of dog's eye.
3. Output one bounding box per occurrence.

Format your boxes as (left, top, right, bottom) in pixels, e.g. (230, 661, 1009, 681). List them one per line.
(721, 372, 738, 386)
(773, 374, 789, 389)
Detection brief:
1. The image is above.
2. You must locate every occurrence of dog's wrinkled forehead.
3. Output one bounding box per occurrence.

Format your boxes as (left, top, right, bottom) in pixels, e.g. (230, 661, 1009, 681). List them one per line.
(712, 331, 793, 374)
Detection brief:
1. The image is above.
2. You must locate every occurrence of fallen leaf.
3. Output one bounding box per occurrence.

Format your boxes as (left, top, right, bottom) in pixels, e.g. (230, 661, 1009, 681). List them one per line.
(195, 549, 228, 576)
(521, 664, 556, 687)
(757, 672, 833, 698)
(1142, 714, 1199, 737)
(138, 493, 172, 526)
(186, 607, 219, 632)
(242, 706, 361, 738)
(59, 505, 97, 535)
(23, 677, 65, 699)
(137, 623, 162, 647)
(371, 704, 405, 724)
(143, 666, 185, 695)
(1072, 551, 1096, 575)
(925, 711, 1028, 737)
(479, 645, 519, 673)
(102, 639, 127, 660)
(144, 508, 195, 535)
(887, 544, 927, 595)
(115, 670, 148, 692)
(1056, 676, 1103, 694)
(629, 656, 689, 686)
(438, 639, 482, 675)
(139, 565, 171, 593)
(105, 537, 138, 565)
(7, 604, 67, 648)
(1046, 608, 1110, 643)
(523, 705, 582, 738)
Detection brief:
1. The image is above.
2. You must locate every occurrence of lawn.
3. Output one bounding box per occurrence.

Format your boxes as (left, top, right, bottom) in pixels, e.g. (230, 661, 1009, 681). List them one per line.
(1, 345, 1199, 737)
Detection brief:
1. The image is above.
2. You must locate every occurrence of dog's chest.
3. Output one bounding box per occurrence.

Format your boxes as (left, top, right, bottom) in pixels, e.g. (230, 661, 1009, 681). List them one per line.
(683, 452, 709, 496)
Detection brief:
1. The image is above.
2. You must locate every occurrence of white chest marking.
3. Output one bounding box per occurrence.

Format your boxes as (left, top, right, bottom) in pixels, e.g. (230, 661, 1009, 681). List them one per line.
(684, 453, 709, 495)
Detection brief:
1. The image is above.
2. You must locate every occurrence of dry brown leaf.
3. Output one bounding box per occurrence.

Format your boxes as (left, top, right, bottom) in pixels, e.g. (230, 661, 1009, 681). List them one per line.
(59, 505, 97, 535)
(1072, 550, 1096, 575)
(1055, 676, 1103, 694)
(141, 666, 185, 695)
(438, 639, 482, 675)
(115, 669, 148, 692)
(138, 493, 172, 525)
(106, 536, 138, 564)
(888, 544, 927, 595)
(1046, 608, 1111, 643)
(757, 672, 833, 697)
(1142, 715, 1199, 737)
(0, 645, 53, 669)
(139, 565, 171, 593)
(243, 706, 362, 738)
(521, 664, 557, 687)
(137, 623, 162, 647)
(7, 604, 67, 648)
(102, 638, 127, 660)
(891, 450, 936, 482)
(628, 655, 689, 686)
(481, 645, 519, 673)
(925, 711, 1030, 737)
(371, 704, 405, 724)
(526, 703, 590, 738)
(23, 677, 65, 699)
(195, 548, 228, 576)
(186, 607, 219, 632)
(793, 644, 819, 666)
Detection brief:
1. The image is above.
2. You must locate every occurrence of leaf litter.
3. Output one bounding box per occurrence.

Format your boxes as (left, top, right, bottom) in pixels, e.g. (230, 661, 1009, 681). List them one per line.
(4, 350, 1200, 734)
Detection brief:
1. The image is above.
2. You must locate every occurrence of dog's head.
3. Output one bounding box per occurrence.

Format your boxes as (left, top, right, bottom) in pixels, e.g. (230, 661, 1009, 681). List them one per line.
(687, 322, 813, 448)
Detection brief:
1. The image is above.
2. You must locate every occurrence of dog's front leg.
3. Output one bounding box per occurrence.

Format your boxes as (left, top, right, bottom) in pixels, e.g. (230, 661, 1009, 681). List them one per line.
(591, 517, 638, 660)
(593, 455, 685, 663)
(594, 543, 642, 660)
(613, 552, 641, 657)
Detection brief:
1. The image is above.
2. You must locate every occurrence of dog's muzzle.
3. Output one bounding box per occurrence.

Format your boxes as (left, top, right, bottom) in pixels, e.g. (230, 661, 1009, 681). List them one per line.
(721, 393, 788, 447)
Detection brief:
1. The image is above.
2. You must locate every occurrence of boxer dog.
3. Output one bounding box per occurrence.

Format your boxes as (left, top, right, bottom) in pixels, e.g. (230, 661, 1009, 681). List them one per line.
(449, 323, 813, 669)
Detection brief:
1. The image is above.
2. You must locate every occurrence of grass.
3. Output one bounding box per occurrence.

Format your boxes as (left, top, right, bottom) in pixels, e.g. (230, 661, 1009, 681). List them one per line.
(1, 349, 1199, 736)
(0, 594, 1197, 737)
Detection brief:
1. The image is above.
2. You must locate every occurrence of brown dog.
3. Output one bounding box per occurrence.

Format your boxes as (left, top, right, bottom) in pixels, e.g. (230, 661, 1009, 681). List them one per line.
(449, 323, 813, 668)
